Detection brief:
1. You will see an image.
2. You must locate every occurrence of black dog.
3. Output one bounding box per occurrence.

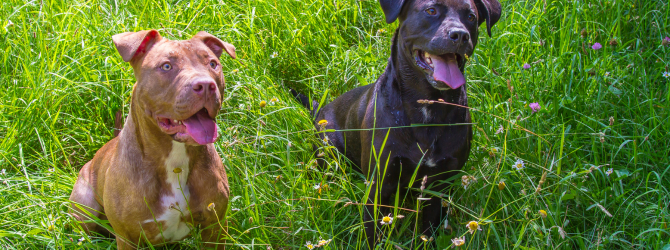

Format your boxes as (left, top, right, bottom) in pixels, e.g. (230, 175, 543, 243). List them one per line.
(293, 0, 500, 246)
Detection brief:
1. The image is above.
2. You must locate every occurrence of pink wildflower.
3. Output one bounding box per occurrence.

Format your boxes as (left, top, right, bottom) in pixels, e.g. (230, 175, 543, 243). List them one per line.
(592, 43, 602, 50)
(529, 103, 540, 113)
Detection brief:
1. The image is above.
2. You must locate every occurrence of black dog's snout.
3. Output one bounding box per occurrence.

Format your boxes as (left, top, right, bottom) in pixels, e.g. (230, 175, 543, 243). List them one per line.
(448, 29, 470, 43)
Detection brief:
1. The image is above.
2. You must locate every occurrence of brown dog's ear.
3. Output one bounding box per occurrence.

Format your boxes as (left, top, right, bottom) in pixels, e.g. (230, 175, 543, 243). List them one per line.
(379, 0, 407, 24)
(112, 30, 162, 62)
(474, 0, 501, 37)
(193, 31, 236, 59)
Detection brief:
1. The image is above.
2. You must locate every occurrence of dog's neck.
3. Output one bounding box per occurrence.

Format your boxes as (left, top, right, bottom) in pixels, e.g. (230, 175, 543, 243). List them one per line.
(383, 29, 468, 122)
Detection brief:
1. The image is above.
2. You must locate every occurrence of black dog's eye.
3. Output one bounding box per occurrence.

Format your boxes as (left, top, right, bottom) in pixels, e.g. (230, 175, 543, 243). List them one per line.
(468, 13, 476, 22)
(161, 63, 172, 71)
(209, 60, 218, 69)
(425, 8, 437, 16)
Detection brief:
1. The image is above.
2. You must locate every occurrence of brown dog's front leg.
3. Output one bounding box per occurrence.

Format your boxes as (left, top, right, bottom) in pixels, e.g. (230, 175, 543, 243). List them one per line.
(201, 221, 228, 249)
(115, 236, 137, 250)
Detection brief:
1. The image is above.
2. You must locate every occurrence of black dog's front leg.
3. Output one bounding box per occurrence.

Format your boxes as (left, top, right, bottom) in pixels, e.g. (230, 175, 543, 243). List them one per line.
(420, 195, 446, 236)
(362, 153, 402, 249)
(363, 180, 394, 249)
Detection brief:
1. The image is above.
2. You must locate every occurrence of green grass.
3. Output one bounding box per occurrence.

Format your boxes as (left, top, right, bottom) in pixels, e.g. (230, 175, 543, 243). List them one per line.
(1, 0, 669, 249)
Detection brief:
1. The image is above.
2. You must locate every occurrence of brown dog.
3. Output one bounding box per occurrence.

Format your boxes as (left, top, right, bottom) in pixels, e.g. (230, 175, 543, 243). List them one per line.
(69, 30, 235, 249)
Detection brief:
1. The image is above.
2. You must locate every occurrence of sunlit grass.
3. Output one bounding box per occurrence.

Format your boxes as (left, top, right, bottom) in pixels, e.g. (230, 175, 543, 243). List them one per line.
(0, 0, 668, 249)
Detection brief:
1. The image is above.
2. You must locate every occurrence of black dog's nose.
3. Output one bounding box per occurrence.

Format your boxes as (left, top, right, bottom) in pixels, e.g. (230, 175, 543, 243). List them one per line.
(448, 29, 470, 43)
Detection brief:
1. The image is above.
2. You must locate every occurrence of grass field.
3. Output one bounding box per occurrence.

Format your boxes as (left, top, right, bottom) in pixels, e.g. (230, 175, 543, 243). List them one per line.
(1, 0, 669, 249)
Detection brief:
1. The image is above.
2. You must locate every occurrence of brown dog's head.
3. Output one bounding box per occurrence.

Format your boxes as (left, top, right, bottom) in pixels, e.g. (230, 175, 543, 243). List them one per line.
(380, 0, 501, 90)
(113, 30, 236, 145)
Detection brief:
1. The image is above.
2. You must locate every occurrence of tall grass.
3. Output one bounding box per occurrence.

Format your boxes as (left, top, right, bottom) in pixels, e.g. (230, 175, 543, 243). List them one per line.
(0, 0, 668, 249)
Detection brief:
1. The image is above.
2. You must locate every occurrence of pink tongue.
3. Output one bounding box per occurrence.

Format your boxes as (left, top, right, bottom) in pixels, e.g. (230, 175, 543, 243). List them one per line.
(182, 109, 218, 145)
(430, 53, 465, 89)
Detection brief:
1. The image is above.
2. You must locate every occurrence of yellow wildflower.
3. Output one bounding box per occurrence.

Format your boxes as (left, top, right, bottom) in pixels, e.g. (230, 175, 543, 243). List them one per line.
(498, 180, 506, 190)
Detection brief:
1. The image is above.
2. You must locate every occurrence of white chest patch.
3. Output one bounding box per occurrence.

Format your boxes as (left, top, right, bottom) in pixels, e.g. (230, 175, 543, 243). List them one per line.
(143, 141, 191, 241)
(421, 107, 432, 122)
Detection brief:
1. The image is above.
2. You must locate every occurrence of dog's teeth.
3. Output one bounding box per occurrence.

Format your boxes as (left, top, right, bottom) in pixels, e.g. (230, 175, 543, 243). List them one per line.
(173, 119, 178, 124)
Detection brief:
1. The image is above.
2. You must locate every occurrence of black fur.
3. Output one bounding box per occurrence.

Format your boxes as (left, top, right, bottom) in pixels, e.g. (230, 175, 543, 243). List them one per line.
(293, 0, 501, 247)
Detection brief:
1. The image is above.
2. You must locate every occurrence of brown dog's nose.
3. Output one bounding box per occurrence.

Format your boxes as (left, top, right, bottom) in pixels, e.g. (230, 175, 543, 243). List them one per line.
(192, 79, 217, 95)
(448, 29, 470, 43)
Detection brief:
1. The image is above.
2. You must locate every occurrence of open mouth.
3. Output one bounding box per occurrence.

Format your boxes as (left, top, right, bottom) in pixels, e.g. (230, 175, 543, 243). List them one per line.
(157, 108, 218, 145)
(414, 50, 466, 90)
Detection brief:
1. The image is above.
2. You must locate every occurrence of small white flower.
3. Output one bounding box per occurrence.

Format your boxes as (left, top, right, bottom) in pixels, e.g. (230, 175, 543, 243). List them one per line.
(78, 237, 85, 242)
(313, 183, 321, 190)
(451, 236, 465, 248)
(420, 235, 433, 242)
(305, 241, 314, 249)
(316, 238, 332, 247)
(48, 168, 54, 172)
(466, 221, 482, 234)
(1, 169, 5, 175)
(604, 72, 611, 77)
(512, 159, 525, 170)
(663, 72, 670, 78)
(495, 124, 504, 135)
(605, 168, 613, 176)
(461, 175, 476, 189)
(380, 214, 393, 225)
(238, 104, 245, 110)
(271, 52, 278, 59)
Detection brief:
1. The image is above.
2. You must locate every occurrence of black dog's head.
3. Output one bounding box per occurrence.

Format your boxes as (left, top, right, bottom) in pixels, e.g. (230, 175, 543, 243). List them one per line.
(381, 0, 501, 90)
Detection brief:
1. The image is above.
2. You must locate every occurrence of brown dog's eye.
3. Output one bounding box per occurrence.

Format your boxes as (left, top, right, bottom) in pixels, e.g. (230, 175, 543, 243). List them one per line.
(209, 61, 218, 69)
(161, 63, 172, 71)
(468, 13, 476, 22)
(425, 8, 437, 16)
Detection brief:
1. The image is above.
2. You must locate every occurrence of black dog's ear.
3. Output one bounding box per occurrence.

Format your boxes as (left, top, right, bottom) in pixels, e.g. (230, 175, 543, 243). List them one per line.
(379, 0, 407, 24)
(474, 0, 502, 37)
